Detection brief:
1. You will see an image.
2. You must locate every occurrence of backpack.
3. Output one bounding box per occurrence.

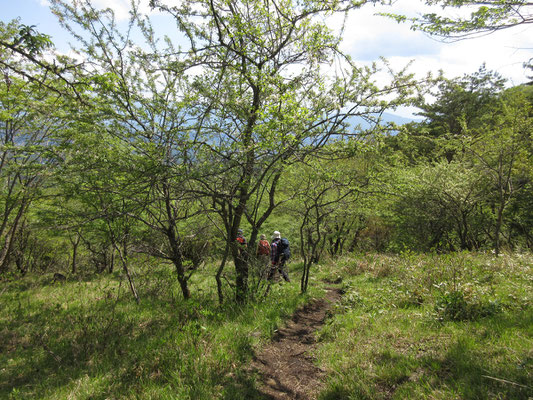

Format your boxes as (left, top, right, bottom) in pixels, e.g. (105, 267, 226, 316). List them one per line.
(257, 239, 270, 255)
(278, 238, 291, 259)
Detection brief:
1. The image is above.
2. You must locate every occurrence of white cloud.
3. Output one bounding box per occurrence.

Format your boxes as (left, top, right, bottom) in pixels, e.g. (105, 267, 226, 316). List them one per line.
(339, 0, 533, 87)
(61, 0, 164, 21)
(329, 1, 533, 118)
(89, 0, 135, 20)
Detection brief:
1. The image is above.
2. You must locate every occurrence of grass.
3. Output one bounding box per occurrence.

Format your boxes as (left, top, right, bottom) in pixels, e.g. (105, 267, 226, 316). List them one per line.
(1, 252, 532, 399)
(0, 260, 317, 399)
(314, 252, 533, 400)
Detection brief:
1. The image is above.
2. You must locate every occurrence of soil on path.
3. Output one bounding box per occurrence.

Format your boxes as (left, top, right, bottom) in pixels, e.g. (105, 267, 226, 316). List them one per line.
(249, 287, 342, 400)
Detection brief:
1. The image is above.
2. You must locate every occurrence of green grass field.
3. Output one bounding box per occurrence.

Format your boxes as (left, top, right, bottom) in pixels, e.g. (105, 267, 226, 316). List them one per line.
(1, 252, 531, 399)
(315, 252, 533, 400)
(0, 262, 316, 399)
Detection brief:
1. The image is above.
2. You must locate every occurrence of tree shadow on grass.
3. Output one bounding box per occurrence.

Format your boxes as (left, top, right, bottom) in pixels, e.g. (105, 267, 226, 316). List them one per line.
(428, 311, 533, 400)
(219, 369, 272, 400)
(317, 310, 532, 400)
(1, 300, 166, 398)
(433, 310, 533, 398)
(0, 289, 241, 399)
(1, 276, 299, 400)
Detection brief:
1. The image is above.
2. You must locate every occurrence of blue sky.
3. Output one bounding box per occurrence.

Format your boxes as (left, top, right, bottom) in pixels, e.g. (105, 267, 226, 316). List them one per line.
(3, 0, 71, 49)
(2, 0, 533, 117)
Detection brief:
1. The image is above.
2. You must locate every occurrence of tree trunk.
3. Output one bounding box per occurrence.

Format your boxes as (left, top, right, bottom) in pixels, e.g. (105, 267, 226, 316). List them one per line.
(301, 260, 311, 293)
(165, 225, 190, 300)
(216, 243, 230, 304)
(172, 255, 191, 300)
(70, 232, 81, 274)
(106, 221, 139, 303)
(233, 246, 249, 303)
(0, 201, 27, 273)
(170, 245, 190, 300)
(113, 242, 140, 304)
(494, 204, 504, 255)
(108, 246, 115, 273)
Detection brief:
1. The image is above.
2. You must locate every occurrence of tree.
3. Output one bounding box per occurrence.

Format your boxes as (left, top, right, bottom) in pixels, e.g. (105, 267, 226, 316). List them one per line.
(390, 160, 489, 251)
(417, 66, 505, 137)
(285, 151, 364, 292)
(46, 0, 424, 302)
(47, 0, 217, 300)
(146, 0, 422, 301)
(51, 121, 144, 302)
(388, 71, 533, 253)
(386, 1, 533, 40)
(0, 23, 70, 274)
(465, 86, 532, 254)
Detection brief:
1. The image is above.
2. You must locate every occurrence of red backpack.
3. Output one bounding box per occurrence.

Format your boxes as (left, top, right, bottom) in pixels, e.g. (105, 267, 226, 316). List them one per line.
(257, 239, 270, 255)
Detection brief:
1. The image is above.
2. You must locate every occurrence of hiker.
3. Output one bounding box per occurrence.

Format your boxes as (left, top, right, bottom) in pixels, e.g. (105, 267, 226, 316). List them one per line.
(257, 234, 271, 277)
(236, 228, 247, 247)
(269, 230, 291, 282)
(235, 228, 247, 260)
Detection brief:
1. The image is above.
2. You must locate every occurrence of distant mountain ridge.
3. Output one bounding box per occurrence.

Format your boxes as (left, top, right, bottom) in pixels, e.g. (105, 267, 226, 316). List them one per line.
(345, 111, 422, 131)
(381, 112, 422, 125)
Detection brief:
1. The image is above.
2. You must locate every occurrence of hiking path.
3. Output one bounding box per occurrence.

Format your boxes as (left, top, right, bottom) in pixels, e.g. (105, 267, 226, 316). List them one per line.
(249, 287, 343, 400)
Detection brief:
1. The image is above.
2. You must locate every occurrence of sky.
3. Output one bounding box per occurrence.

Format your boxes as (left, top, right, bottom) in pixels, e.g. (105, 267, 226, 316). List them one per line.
(2, 0, 533, 118)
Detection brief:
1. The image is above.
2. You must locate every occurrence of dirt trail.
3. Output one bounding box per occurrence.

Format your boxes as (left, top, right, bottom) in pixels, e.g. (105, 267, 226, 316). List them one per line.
(249, 287, 342, 400)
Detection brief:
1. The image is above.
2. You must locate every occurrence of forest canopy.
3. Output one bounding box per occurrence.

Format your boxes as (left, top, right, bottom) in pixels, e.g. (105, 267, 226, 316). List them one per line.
(0, 0, 532, 304)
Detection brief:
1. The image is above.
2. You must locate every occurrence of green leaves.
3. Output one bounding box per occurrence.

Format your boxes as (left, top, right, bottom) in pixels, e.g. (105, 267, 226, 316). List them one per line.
(11, 23, 53, 56)
(384, 0, 533, 39)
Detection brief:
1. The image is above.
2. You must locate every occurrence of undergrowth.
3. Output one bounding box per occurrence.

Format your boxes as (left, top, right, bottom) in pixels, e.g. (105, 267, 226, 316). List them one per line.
(2, 252, 531, 399)
(314, 251, 533, 400)
(0, 261, 314, 399)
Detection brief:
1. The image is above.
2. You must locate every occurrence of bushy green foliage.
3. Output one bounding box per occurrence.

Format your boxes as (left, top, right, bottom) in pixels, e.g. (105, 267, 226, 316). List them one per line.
(435, 290, 502, 322)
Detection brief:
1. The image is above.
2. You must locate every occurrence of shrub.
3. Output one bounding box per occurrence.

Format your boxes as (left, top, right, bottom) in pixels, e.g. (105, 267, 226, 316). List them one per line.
(435, 290, 502, 322)
(435, 290, 470, 321)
